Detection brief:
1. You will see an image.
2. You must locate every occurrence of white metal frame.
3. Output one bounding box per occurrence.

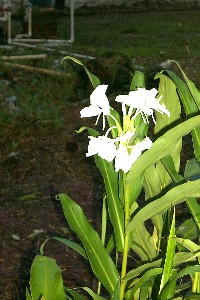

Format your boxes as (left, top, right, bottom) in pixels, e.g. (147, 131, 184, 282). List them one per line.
(0, 0, 74, 45)
(0, 0, 12, 44)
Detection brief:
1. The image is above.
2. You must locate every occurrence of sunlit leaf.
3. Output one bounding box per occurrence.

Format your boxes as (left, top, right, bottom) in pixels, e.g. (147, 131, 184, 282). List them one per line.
(127, 115, 200, 190)
(57, 193, 119, 295)
(127, 178, 200, 233)
(62, 56, 100, 88)
(29, 255, 66, 300)
(159, 210, 176, 297)
(95, 157, 124, 252)
(160, 265, 200, 300)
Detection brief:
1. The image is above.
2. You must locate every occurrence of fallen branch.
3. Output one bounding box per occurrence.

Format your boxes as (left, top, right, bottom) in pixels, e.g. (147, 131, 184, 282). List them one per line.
(4, 62, 70, 78)
(2, 54, 47, 60)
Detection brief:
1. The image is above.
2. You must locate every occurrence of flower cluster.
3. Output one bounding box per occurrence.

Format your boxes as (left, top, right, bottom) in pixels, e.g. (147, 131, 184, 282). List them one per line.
(80, 85, 170, 173)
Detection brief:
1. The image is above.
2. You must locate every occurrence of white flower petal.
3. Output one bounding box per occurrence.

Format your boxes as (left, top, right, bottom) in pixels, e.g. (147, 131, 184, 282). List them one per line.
(80, 105, 102, 118)
(86, 136, 101, 157)
(115, 95, 130, 105)
(135, 137, 153, 152)
(90, 84, 110, 115)
(86, 135, 117, 162)
(98, 137, 117, 162)
(115, 144, 132, 173)
(115, 130, 135, 143)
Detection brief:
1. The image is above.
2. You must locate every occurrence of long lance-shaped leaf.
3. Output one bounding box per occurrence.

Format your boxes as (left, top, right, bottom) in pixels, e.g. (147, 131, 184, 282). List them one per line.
(130, 70, 145, 91)
(127, 115, 200, 191)
(81, 287, 105, 300)
(128, 268, 163, 297)
(166, 69, 200, 159)
(65, 288, 85, 300)
(62, 56, 100, 88)
(95, 156, 124, 252)
(169, 60, 200, 110)
(175, 238, 200, 255)
(126, 178, 200, 233)
(154, 73, 181, 187)
(159, 209, 176, 297)
(162, 156, 200, 230)
(57, 193, 119, 295)
(78, 126, 124, 251)
(160, 265, 200, 300)
(29, 255, 66, 300)
(40, 237, 88, 260)
(124, 252, 195, 283)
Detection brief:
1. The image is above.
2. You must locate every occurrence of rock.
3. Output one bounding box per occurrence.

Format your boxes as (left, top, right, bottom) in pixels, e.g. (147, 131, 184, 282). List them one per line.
(12, 234, 20, 240)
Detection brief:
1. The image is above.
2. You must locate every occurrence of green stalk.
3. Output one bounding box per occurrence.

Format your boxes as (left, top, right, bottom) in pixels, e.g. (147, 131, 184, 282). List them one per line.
(98, 195, 107, 296)
(120, 174, 131, 300)
(192, 272, 199, 293)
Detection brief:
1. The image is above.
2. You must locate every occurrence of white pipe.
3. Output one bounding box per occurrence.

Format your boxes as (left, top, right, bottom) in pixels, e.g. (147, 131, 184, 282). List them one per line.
(7, 0, 11, 44)
(13, 38, 71, 43)
(28, 6, 32, 36)
(69, 0, 74, 43)
(0, 0, 8, 21)
(12, 41, 96, 60)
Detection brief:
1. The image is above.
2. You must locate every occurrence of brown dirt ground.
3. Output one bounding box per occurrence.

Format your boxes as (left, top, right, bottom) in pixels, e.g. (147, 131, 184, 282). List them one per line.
(0, 56, 199, 299)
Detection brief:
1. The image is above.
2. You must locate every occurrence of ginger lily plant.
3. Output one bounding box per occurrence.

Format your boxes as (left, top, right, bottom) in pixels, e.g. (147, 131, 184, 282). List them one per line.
(27, 58, 200, 300)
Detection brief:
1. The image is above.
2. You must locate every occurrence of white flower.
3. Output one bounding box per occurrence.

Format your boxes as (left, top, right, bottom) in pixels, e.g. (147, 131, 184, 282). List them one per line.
(115, 88, 170, 123)
(115, 144, 132, 173)
(130, 137, 152, 164)
(80, 85, 110, 129)
(115, 130, 135, 143)
(114, 137, 152, 173)
(86, 135, 117, 162)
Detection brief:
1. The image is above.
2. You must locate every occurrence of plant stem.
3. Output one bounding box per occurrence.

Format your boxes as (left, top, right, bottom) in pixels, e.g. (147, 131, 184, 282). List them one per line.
(192, 272, 199, 293)
(120, 174, 130, 300)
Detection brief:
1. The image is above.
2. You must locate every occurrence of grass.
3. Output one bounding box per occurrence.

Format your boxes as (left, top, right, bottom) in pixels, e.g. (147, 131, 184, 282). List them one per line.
(0, 7, 200, 163)
(60, 8, 200, 58)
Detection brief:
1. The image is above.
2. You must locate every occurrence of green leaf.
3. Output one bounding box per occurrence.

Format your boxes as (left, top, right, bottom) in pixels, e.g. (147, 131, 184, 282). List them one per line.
(106, 109, 122, 139)
(159, 210, 176, 296)
(128, 268, 163, 297)
(173, 252, 197, 266)
(126, 178, 200, 233)
(124, 252, 196, 284)
(62, 56, 100, 88)
(26, 288, 32, 300)
(155, 73, 181, 136)
(111, 280, 120, 300)
(124, 259, 162, 282)
(130, 70, 145, 91)
(176, 219, 198, 240)
(131, 223, 158, 261)
(185, 159, 200, 181)
(57, 193, 119, 295)
(169, 60, 200, 111)
(160, 265, 200, 300)
(166, 69, 200, 159)
(162, 156, 200, 231)
(127, 115, 200, 191)
(175, 238, 200, 256)
(101, 195, 107, 246)
(143, 164, 164, 236)
(82, 287, 105, 300)
(29, 255, 66, 300)
(65, 287, 86, 300)
(94, 157, 124, 252)
(40, 237, 88, 260)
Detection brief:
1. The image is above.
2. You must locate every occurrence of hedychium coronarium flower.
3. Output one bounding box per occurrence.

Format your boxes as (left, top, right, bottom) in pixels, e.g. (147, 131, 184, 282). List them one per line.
(80, 84, 120, 130)
(86, 126, 152, 173)
(115, 87, 170, 124)
(81, 85, 170, 173)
